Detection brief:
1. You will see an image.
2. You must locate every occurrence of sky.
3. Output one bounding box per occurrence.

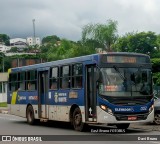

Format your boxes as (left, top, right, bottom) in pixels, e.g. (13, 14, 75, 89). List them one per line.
(0, 0, 160, 41)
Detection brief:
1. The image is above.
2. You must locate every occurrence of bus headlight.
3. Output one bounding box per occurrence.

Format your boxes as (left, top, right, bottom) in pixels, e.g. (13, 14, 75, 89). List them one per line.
(100, 105, 113, 115)
(149, 105, 154, 113)
(100, 105, 107, 111)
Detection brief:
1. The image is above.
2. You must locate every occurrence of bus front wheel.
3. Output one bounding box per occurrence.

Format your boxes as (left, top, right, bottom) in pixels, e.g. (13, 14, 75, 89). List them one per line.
(26, 105, 35, 125)
(116, 123, 130, 129)
(72, 107, 84, 131)
(154, 113, 160, 125)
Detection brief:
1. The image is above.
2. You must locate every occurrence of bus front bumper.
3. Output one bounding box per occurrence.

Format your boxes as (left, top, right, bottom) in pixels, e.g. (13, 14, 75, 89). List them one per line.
(97, 107, 154, 124)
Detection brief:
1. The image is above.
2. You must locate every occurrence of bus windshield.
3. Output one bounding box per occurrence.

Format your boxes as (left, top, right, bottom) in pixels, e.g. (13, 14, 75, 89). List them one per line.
(98, 67, 152, 97)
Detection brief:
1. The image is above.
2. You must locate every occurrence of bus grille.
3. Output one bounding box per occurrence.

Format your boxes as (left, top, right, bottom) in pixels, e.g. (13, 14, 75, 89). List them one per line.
(114, 113, 148, 121)
(112, 100, 148, 106)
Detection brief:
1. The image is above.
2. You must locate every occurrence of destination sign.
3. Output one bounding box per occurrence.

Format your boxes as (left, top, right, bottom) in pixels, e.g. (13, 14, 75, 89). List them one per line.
(101, 55, 149, 64)
(107, 56, 137, 63)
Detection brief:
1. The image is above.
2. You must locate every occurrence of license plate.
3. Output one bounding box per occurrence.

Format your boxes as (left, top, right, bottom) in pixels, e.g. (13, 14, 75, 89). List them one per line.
(128, 116, 137, 121)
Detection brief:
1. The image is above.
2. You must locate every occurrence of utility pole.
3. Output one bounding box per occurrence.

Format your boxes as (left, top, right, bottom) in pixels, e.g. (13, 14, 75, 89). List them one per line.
(32, 19, 36, 45)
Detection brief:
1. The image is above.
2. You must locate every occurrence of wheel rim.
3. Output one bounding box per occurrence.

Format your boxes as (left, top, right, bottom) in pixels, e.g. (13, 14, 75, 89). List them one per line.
(154, 114, 160, 125)
(28, 110, 32, 122)
(74, 113, 82, 126)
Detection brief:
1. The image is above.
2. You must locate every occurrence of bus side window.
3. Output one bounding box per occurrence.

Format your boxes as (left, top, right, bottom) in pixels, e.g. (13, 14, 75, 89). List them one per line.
(26, 70, 37, 91)
(9, 73, 18, 91)
(50, 67, 58, 90)
(74, 77, 82, 88)
(28, 82, 31, 90)
(72, 63, 83, 89)
(62, 77, 70, 89)
(50, 79, 57, 89)
(61, 65, 70, 89)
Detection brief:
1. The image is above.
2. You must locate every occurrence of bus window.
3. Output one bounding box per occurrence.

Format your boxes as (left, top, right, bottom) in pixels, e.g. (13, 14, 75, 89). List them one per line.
(72, 63, 82, 88)
(26, 70, 37, 90)
(50, 80, 57, 89)
(50, 67, 58, 90)
(27, 81, 36, 90)
(61, 77, 70, 89)
(73, 77, 82, 88)
(60, 66, 71, 89)
(19, 72, 25, 90)
(9, 73, 19, 91)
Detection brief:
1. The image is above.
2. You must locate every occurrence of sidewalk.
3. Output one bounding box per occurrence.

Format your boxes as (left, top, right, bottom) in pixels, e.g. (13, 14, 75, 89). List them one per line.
(0, 107, 9, 114)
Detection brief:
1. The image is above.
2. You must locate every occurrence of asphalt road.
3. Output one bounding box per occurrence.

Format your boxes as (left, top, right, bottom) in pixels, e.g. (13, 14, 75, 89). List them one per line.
(0, 113, 160, 144)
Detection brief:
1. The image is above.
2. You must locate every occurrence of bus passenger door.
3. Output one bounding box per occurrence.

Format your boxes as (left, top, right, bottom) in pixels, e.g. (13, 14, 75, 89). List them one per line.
(85, 65, 97, 122)
(38, 70, 49, 119)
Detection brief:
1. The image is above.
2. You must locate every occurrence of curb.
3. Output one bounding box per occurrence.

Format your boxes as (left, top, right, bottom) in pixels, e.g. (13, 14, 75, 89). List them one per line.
(0, 108, 9, 114)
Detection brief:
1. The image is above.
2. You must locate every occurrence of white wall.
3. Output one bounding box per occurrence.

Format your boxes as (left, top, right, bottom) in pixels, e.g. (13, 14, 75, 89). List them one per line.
(0, 44, 11, 52)
(0, 73, 8, 103)
(26, 37, 41, 46)
(0, 82, 7, 103)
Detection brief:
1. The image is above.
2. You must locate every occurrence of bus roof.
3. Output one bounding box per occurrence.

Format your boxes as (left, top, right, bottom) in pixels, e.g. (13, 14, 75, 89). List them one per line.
(10, 52, 150, 72)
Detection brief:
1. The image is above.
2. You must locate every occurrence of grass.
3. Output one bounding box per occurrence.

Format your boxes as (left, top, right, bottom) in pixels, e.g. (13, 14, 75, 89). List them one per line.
(0, 102, 7, 107)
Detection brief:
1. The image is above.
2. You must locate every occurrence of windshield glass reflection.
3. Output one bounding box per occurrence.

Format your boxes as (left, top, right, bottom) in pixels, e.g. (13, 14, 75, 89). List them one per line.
(98, 67, 152, 97)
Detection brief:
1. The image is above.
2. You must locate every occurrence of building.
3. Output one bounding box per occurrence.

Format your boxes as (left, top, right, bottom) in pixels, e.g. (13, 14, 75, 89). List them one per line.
(10, 38, 28, 50)
(0, 44, 11, 53)
(0, 73, 8, 103)
(26, 37, 41, 46)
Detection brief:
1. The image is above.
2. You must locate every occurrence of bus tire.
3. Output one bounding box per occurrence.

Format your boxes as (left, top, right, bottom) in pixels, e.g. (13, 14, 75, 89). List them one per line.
(26, 105, 35, 125)
(154, 113, 160, 125)
(72, 107, 84, 131)
(116, 123, 130, 129)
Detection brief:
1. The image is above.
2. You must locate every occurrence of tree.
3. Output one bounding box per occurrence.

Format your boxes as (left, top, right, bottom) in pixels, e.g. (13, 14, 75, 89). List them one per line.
(47, 39, 71, 61)
(82, 19, 118, 52)
(153, 34, 160, 58)
(45, 38, 97, 61)
(0, 34, 10, 46)
(151, 58, 160, 85)
(81, 39, 103, 52)
(65, 41, 96, 58)
(0, 52, 11, 72)
(42, 35, 60, 45)
(114, 31, 158, 57)
(3, 56, 12, 72)
(8, 47, 18, 53)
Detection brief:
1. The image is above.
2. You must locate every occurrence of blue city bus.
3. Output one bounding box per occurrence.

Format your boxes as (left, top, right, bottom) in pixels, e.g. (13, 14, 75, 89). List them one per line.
(7, 52, 154, 131)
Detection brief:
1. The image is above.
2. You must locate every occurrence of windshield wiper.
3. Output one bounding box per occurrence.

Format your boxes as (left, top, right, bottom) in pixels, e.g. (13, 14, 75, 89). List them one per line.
(113, 65, 126, 81)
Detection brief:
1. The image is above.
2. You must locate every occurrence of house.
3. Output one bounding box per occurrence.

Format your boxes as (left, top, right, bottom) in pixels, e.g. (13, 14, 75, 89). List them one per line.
(0, 44, 11, 53)
(10, 38, 28, 51)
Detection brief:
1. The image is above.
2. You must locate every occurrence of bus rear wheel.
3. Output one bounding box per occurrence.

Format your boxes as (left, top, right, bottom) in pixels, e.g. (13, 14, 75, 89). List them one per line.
(72, 107, 84, 131)
(116, 123, 130, 129)
(26, 105, 35, 125)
